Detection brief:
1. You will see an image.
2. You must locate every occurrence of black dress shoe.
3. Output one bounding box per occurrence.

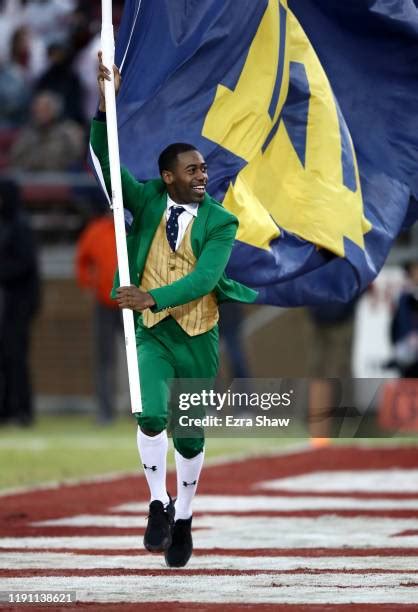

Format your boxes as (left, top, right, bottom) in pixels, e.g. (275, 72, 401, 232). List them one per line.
(165, 516, 193, 567)
(143, 497, 174, 552)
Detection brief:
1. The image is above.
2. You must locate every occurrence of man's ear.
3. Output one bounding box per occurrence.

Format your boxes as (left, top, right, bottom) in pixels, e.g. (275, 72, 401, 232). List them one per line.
(161, 170, 174, 186)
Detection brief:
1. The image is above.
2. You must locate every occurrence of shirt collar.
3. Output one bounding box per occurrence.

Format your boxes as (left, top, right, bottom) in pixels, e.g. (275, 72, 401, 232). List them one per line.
(167, 194, 198, 217)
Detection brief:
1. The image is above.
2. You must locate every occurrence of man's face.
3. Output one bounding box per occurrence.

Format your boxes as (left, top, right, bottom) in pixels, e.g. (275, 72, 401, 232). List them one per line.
(163, 150, 208, 204)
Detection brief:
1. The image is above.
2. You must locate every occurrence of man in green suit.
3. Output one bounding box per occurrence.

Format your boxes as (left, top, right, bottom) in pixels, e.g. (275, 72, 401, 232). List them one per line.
(92, 55, 257, 567)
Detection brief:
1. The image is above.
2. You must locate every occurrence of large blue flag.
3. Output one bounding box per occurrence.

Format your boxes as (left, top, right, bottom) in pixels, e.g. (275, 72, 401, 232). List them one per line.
(109, 0, 418, 306)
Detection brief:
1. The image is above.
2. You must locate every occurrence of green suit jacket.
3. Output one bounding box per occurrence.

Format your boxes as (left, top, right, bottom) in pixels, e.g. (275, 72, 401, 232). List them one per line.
(90, 119, 258, 312)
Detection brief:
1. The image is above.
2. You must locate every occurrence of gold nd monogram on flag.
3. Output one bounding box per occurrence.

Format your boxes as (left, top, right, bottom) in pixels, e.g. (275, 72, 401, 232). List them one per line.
(202, 0, 371, 256)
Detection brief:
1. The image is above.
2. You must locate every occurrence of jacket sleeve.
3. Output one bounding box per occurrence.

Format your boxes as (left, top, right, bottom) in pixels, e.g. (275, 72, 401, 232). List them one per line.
(89, 119, 146, 217)
(148, 216, 238, 311)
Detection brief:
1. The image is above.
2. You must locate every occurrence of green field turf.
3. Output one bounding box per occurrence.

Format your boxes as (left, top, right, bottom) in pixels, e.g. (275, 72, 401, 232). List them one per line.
(0, 414, 298, 491)
(0, 414, 416, 492)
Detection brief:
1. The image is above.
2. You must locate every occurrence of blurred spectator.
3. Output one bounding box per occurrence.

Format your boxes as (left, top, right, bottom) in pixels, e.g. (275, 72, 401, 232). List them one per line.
(305, 299, 358, 441)
(0, 23, 35, 130)
(306, 301, 357, 378)
(76, 212, 122, 424)
(390, 261, 418, 377)
(10, 90, 85, 171)
(0, 179, 40, 427)
(0, 1, 122, 126)
(10, 26, 32, 78)
(21, 0, 76, 46)
(219, 303, 251, 380)
(9, 25, 46, 82)
(74, 33, 101, 120)
(35, 41, 85, 124)
(68, 5, 97, 56)
(0, 1, 74, 66)
(0, 58, 31, 128)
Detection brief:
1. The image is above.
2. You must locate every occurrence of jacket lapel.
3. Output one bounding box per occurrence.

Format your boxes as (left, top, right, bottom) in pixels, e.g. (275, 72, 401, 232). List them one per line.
(190, 194, 211, 257)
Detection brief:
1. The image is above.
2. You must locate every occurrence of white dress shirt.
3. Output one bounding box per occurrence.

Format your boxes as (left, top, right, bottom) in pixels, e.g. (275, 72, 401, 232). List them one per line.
(166, 194, 198, 251)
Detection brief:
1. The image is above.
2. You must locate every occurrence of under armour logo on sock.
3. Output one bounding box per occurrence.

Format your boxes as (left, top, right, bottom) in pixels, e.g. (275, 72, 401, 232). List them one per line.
(143, 464, 157, 472)
(182, 480, 197, 487)
(166, 206, 185, 251)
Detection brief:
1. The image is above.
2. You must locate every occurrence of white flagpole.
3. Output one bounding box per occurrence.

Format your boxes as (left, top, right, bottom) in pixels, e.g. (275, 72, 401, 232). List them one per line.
(101, 0, 142, 413)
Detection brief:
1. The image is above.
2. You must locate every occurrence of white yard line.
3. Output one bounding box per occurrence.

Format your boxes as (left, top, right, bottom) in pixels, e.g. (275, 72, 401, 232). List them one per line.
(257, 469, 418, 493)
(4, 516, 418, 550)
(113, 494, 418, 513)
(1, 552, 418, 572)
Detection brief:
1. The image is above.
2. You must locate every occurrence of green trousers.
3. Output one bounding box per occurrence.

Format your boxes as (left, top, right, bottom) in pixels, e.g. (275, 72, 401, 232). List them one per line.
(134, 316, 219, 458)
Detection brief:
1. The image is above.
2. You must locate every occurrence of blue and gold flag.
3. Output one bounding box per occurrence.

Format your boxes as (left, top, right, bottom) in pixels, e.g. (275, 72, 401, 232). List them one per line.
(112, 0, 418, 306)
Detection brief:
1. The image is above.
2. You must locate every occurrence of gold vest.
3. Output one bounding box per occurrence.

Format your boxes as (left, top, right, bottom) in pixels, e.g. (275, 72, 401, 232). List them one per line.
(140, 212, 219, 336)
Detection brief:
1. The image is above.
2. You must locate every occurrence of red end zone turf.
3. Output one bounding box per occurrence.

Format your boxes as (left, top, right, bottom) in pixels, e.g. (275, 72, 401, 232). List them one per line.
(1, 445, 418, 609)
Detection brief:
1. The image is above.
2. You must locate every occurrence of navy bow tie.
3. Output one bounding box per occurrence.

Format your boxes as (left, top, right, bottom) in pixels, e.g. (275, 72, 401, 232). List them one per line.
(166, 206, 185, 251)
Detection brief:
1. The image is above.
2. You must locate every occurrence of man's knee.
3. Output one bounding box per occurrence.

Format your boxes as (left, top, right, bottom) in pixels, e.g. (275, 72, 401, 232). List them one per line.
(173, 435, 204, 459)
(134, 413, 167, 434)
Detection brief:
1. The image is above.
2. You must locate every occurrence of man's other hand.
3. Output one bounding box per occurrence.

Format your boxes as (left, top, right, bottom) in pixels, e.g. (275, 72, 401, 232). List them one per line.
(116, 285, 156, 312)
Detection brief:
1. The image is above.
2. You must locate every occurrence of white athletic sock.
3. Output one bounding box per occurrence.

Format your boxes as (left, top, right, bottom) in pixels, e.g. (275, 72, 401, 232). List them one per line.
(174, 448, 204, 520)
(137, 428, 169, 506)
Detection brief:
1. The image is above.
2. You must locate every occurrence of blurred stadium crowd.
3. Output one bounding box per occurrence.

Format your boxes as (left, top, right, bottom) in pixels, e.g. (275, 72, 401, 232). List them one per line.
(0, 0, 125, 167)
